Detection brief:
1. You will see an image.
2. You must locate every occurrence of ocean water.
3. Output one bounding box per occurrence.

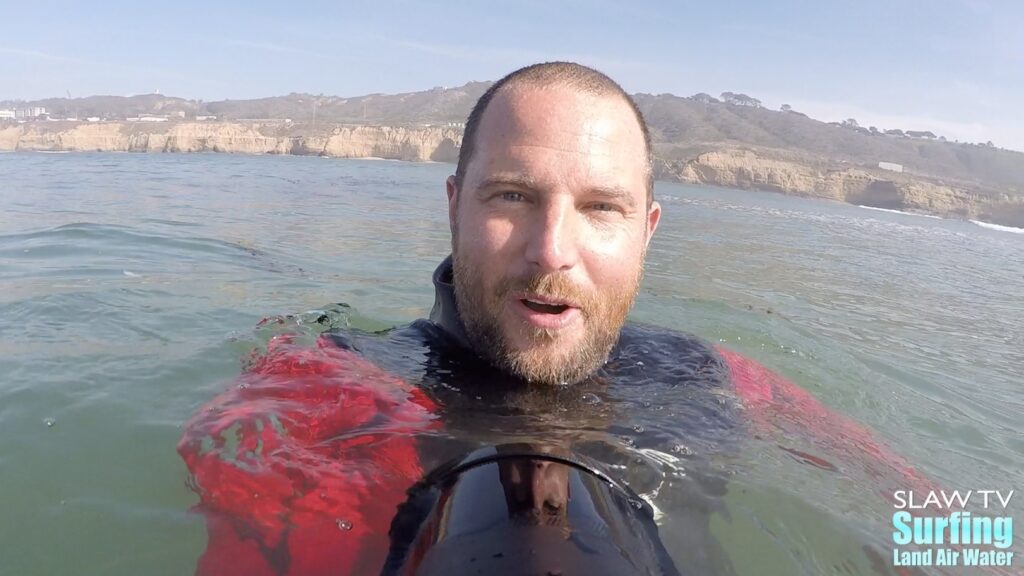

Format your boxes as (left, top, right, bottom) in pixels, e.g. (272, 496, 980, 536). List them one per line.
(1, 152, 1021, 575)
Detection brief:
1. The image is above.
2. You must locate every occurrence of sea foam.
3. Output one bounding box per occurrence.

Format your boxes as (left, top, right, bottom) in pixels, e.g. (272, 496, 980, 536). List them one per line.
(970, 220, 1024, 234)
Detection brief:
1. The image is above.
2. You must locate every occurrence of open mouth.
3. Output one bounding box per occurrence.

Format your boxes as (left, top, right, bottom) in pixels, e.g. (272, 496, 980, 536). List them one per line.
(520, 299, 570, 314)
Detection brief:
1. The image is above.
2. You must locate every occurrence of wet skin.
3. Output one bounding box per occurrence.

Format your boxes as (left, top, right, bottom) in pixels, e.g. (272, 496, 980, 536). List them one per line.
(448, 85, 662, 384)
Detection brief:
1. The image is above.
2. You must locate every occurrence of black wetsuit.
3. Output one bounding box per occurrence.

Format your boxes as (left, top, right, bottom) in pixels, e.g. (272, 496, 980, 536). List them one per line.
(326, 255, 744, 575)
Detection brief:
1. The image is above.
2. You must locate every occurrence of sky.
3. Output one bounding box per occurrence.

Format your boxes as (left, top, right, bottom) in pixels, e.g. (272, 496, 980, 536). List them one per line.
(1, 0, 1021, 150)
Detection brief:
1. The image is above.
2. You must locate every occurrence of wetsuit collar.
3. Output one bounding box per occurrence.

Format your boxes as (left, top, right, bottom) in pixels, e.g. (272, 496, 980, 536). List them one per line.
(429, 255, 473, 349)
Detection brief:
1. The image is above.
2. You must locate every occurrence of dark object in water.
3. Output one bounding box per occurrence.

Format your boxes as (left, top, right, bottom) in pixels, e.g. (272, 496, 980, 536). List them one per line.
(380, 444, 682, 576)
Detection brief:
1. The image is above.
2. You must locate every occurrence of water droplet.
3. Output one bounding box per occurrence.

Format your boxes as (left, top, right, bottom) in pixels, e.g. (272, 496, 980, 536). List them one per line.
(336, 519, 353, 531)
(636, 361, 644, 366)
(632, 424, 645, 434)
(581, 393, 601, 404)
(237, 382, 249, 389)
(252, 492, 259, 499)
(43, 418, 55, 428)
(319, 492, 327, 500)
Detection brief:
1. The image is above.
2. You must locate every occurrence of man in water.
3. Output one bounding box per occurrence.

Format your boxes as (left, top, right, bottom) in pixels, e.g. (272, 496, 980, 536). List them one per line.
(440, 61, 660, 386)
(179, 62, 932, 575)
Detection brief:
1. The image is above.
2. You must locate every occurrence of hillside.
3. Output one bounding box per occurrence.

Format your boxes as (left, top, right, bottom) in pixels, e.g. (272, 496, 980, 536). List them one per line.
(4, 84, 1023, 225)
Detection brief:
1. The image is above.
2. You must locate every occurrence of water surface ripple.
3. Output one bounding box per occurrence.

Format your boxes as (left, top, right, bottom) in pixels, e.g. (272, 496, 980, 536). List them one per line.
(1, 152, 1020, 576)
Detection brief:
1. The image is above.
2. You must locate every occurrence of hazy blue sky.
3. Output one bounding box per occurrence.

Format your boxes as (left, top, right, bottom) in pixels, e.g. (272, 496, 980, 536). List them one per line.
(2, 0, 1021, 149)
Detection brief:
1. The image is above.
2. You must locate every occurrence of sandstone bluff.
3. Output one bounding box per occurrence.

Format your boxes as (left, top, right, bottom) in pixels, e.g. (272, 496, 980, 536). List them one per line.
(0, 122, 461, 162)
(2, 121, 1021, 227)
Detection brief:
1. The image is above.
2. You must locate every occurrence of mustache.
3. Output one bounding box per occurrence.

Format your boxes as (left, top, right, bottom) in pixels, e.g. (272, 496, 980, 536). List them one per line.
(497, 273, 596, 310)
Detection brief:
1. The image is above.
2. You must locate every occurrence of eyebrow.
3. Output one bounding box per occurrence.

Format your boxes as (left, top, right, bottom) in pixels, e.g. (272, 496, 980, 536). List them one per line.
(476, 174, 541, 196)
(587, 185, 638, 209)
(476, 174, 638, 209)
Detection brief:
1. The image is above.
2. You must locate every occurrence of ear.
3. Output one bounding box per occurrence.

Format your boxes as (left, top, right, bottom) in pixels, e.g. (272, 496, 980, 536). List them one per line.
(645, 200, 662, 247)
(446, 175, 459, 238)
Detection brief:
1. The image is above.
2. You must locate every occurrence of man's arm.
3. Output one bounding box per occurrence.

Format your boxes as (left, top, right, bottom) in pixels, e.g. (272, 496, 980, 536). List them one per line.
(177, 333, 438, 576)
(717, 346, 933, 494)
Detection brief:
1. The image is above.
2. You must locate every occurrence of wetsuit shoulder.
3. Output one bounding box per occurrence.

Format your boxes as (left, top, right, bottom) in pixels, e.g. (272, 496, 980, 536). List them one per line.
(610, 323, 730, 389)
(324, 319, 453, 351)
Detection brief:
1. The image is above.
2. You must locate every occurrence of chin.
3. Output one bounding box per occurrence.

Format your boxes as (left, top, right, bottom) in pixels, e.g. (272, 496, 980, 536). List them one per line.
(504, 334, 597, 385)
(506, 322, 581, 351)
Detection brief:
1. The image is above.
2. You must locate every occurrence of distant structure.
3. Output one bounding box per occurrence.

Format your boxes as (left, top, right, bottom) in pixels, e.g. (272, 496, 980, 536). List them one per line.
(6, 106, 47, 119)
(0, 109, 14, 120)
(127, 114, 169, 122)
(878, 161, 904, 173)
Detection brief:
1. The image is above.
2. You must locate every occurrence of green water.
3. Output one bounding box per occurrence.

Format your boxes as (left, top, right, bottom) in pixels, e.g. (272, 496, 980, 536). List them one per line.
(1, 152, 1020, 575)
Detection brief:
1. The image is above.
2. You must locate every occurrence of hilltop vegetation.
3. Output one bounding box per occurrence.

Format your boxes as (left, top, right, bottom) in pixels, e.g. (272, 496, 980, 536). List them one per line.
(632, 93, 1021, 197)
(4, 82, 1022, 200)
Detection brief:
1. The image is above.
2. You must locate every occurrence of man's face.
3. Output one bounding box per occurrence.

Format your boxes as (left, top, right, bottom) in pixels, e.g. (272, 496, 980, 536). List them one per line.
(448, 85, 661, 385)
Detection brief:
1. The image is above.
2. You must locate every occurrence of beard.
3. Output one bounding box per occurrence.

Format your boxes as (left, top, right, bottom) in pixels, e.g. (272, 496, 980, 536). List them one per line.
(452, 249, 643, 385)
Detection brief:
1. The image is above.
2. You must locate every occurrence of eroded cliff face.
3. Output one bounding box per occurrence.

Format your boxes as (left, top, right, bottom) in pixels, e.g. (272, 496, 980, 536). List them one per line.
(3, 124, 1021, 227)
(0, 122, 463, 162)
(658, 150, 1024, 227)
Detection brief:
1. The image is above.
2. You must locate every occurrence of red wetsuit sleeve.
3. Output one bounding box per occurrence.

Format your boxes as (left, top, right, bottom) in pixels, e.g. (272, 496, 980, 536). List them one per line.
(177, 333, 439, 576)
(717, 346, 934, 496)
(718, 349, 1017, 576)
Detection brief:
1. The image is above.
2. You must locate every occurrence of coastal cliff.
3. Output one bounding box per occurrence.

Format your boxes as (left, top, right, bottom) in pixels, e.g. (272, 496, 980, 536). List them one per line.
(657, 150, 1024, 227)
(0, 122, 462, 162)
(2, 122, 1021, 227)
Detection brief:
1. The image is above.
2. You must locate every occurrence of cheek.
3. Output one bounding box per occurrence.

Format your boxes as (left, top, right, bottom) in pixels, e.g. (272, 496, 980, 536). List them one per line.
(463, 213, 518, 258)
(580, 227, 645, 280)
(455, 216, 516, 293)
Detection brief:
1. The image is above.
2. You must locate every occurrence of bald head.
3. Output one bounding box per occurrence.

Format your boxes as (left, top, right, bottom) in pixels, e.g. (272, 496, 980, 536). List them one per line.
(454, 62, 654, 208)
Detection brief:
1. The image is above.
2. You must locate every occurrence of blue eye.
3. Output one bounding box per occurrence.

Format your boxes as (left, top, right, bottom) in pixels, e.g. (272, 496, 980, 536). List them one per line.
(592, 203, 616, 212)
(501, 191, 525, 202)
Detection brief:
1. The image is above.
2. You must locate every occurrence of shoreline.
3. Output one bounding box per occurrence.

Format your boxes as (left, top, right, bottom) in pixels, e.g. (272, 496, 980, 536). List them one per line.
(3, 121, 1023, 228)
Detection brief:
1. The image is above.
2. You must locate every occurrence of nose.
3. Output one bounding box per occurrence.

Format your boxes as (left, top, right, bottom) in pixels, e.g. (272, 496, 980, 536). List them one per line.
(524, 197, 580, 273)
(530, 461, 569, 511)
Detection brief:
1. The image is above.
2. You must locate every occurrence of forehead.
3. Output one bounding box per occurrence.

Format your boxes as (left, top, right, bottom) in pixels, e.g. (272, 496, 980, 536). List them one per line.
(468, 85, 648, 197)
